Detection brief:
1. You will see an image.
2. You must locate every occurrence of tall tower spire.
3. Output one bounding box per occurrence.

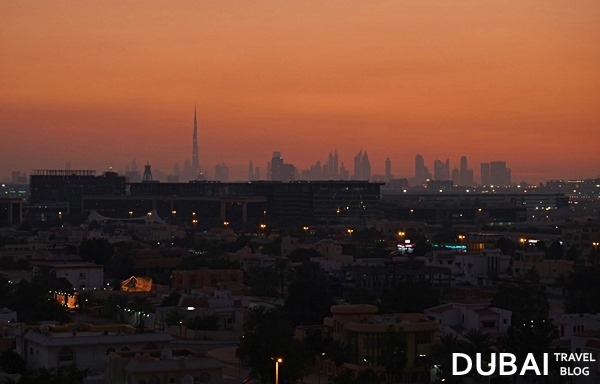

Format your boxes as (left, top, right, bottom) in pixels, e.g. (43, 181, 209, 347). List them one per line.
(192, 106, 199, 175)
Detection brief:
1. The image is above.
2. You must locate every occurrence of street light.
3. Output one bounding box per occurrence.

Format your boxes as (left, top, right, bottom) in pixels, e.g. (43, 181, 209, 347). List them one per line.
(398, 231, 405, 239)
(274, 357, 283, 384)
(593, 242, 599, 263)
(458, 234, 465, 243)
(520, 238, 527, 252)
(224, 221, 229, 228)
(128, 211, 133, 219)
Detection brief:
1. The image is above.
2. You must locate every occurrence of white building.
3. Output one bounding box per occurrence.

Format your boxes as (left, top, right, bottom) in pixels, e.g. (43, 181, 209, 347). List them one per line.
(426, 248, 511, 286)
(105, 348, 226, 384)
(425, 299, 511, 337)
(38, 262, 104, 290)
(17, 325, 174, 372)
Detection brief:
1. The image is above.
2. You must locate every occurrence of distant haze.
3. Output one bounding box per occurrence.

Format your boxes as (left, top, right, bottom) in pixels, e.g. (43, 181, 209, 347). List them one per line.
(1, 1, 599, 183)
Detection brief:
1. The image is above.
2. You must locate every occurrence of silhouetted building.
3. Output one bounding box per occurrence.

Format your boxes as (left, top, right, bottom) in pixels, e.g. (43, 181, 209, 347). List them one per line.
(459, 155, 474, 186)
(270, 152, 295, 182)
(142, 163, 153, 182)
(29, 170, 126, 216)
(214, 163, 229, 182)
(353, 150, 371, 180)
(490, 161, 511, 186)
(0, 199, 22, 227)
(414, 154, 431, 185)
(83, 181, 383, 229)
(192, 106, 200, 177)
(385, 157, 392, 180)
(480, 163, 491, 185)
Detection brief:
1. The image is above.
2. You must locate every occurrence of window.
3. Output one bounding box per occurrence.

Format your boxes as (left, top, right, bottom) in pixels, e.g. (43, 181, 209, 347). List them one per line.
(59, 347, 74, 363)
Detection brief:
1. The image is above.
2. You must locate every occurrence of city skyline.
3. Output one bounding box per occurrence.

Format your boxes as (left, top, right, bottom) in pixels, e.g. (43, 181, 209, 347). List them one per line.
(2, 2, 600, 183)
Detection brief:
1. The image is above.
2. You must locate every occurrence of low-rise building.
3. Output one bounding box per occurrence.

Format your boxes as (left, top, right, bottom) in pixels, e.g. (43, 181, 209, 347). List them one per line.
(321, 304, 438, 382)
(17, 324, 174, 372)
(105, 348, 226, 384)
(424, 299, 511, 338)
(36, 262, 104, 290)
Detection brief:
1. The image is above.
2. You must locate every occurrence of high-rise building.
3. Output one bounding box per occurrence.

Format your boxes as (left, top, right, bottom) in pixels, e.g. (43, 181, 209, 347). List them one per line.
(414, 154, 431, 184)
(214, 163, 229, 182)
(385, 158, 392, 180)
(353, 150, 371, 180)
(142, 162, 153, 182)
(459, 156, 474, 186)
(490, 161, 511, 186)
(433, 160, 445, 180)
(480, 163, 491, 185)
(248, 160, 255, 181)
(451, 168, 460, 185)
(270, 152, 295, 182)
(191, 107, 200, 178)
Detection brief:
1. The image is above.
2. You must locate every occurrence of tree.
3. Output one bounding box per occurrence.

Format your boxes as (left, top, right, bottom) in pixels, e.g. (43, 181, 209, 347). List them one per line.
(106, 293, 129, 322)
(245, 266, 279, 297)
(378, 327, 407, 382)
(18, 365, 88, 384)
(127, 295, 154, 330)
(187, 314, 219, 331)
(0, 350, 25, 374)
(563, 264, 600, 313)
(429, 333, 470, 383)
(79, 238, 113, 266)
(75, 290, 95, 313)
(379, 281, 440, 314)
(237, 307, 310, 383)
(164, 309, 186, 326)
(284, 262, 334, 326)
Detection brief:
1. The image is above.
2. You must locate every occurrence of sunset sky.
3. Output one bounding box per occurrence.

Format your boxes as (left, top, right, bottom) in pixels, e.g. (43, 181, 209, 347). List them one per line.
(1, 1, 599, 183)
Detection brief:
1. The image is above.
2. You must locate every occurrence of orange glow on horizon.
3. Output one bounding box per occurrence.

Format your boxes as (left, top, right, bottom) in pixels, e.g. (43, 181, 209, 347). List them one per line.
(1, 1, 599, 183)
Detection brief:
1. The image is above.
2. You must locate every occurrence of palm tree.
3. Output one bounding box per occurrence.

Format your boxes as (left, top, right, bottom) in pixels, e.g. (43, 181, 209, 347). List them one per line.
(75, 290, 94, 313)
(128, 295, 154, 331)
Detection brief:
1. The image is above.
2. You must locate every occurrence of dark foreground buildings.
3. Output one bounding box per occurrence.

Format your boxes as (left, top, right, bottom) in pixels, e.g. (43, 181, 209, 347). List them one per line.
(29, 169, 383, 229)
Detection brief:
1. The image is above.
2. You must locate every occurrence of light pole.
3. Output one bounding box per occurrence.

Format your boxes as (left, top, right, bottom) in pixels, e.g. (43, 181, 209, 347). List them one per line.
(520, 238, 527, 252)
(275, 357, 283, 384)
(593, 242, 599, 263)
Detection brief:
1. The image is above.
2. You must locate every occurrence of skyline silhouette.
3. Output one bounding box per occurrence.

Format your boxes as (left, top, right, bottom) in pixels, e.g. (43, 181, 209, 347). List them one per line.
(1, 2, 599, 183)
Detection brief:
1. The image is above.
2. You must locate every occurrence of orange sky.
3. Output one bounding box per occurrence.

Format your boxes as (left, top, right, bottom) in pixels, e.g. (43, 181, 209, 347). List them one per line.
(1, 1, 599, 183)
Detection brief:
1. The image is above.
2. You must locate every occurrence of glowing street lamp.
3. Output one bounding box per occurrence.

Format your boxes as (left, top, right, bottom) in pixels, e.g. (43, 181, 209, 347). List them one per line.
(274, 357, 283, 384)
(128, 211, 133, 219)
(593, 242, 599, 262)
(223, 221, 230, 228)
(458, 234, 466, 243)
(520, 238, 527, 252)
(398, 231, 405, 239)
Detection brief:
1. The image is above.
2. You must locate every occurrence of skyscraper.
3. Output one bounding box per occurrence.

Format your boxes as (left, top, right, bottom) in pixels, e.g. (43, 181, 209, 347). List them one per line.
(480, 163, 491, 185)
(490, 161, 511, 186)
(214, 163, 229, 182)
(459, 156, 474, 186)
(353, 150, 371, 180)
(191, 107, 200, 177)
(414, 154, 431, 184)
(385, 157, 392, 180)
